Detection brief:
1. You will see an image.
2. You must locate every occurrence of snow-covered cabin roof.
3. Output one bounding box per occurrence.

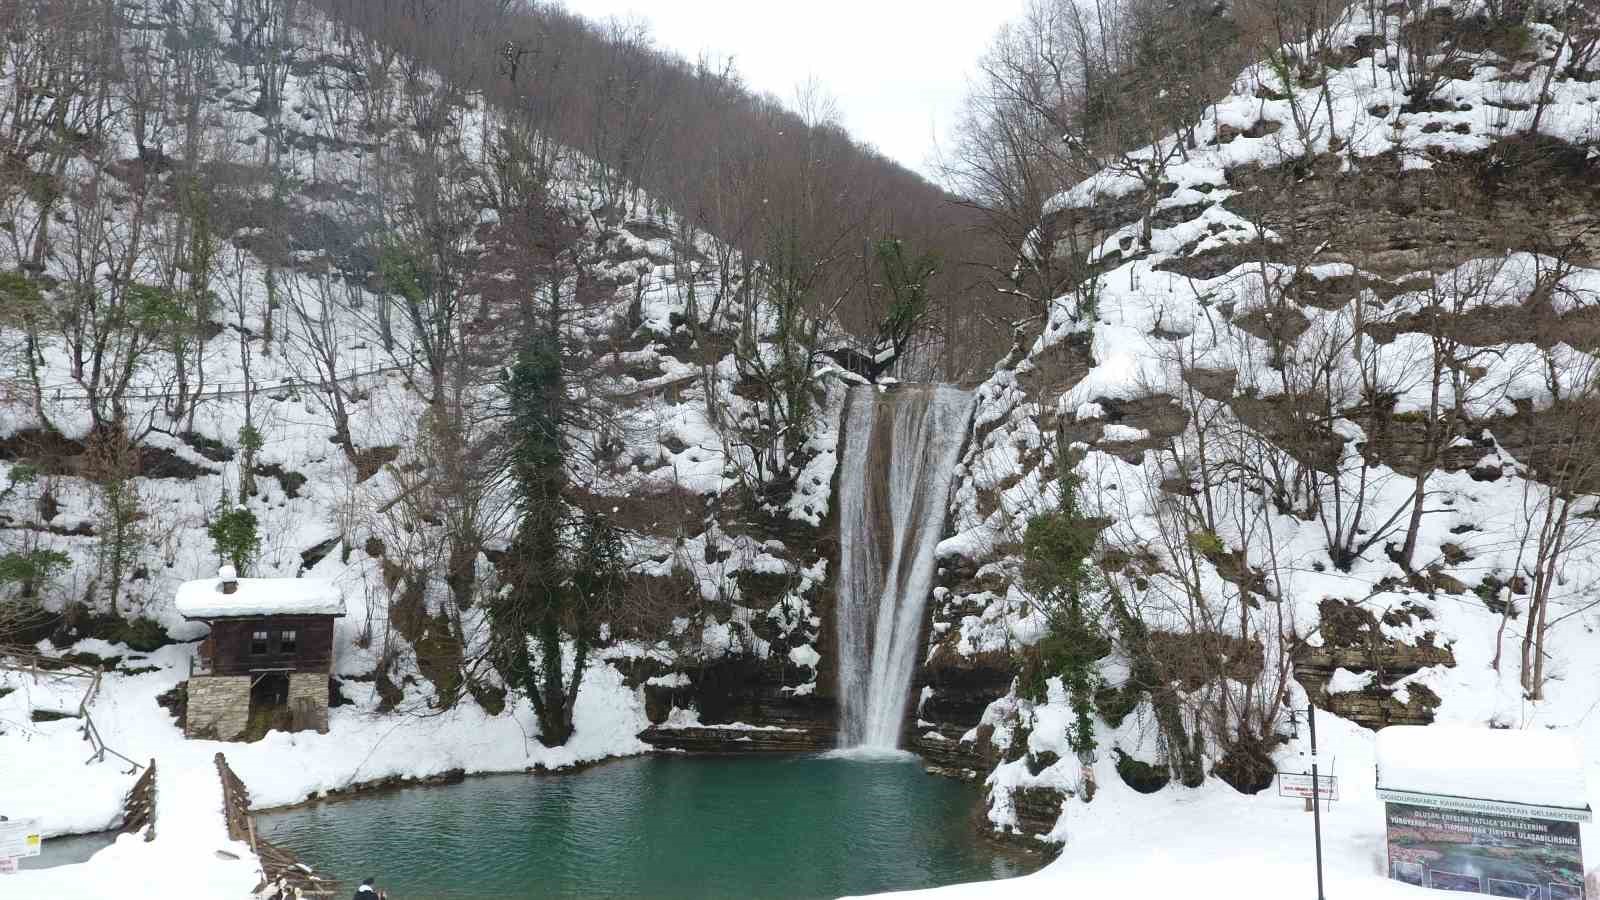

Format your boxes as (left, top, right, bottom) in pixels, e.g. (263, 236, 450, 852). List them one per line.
(1376, 725, 1589, 818)
(175, 576, 346, 619)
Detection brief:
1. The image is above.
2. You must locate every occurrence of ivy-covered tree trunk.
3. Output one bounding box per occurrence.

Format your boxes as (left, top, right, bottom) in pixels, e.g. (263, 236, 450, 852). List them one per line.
(492, 257, 596, 743)
(505, 305, 572, 741)
(1104, 586, 1206, 788)
(1020, 462, 1107, 760)
(522, 504, 572, 746)
(484, 194, 627, 746)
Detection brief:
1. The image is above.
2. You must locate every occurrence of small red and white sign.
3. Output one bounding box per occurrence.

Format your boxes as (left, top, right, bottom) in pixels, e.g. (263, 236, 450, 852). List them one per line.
(1278, 772, 1339, 801)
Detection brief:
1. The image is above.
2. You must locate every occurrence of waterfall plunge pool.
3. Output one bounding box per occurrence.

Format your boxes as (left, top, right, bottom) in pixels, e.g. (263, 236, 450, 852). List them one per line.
(255, 753, 1030, 899)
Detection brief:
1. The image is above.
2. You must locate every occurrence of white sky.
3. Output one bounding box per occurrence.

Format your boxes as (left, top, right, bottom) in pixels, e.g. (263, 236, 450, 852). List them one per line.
(561, 0, 1026, 182)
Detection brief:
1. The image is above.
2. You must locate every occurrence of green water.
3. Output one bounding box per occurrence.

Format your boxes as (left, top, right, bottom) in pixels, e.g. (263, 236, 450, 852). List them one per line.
(254, 753, 1026, 899)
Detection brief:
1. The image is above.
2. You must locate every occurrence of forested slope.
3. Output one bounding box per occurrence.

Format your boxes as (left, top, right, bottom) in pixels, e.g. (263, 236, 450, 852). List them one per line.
(0, 0, 958, 753)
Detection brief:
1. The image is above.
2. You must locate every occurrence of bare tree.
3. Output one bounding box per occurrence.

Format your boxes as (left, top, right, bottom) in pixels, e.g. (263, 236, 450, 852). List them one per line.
(281, 270, 362, 464)
(1511, 351, 1600, 699)
(1384, 258, 1521, 570)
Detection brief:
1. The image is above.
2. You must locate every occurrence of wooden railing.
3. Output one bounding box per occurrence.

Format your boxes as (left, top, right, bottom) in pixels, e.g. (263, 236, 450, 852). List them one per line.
(119, 760, 157, 840)
(213, 753, 254, 845)
(80, 670, 143, 772)
(0, 653, 142, 773)
(214, 753, 341, 897)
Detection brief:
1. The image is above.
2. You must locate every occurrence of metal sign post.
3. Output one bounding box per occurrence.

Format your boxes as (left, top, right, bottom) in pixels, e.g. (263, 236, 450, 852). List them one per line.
(1309, 701, 1327, 900)
(1285, 705, 1331, 899)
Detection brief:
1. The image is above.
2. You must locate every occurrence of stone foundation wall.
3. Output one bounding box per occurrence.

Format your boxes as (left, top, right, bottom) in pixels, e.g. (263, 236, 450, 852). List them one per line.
(185, 675, 250, 740)
(287, 672, 330, 733)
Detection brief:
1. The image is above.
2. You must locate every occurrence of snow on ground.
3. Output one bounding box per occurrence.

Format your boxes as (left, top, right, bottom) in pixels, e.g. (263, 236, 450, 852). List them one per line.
(1049, 4, 1600, 218)
(1377, 724, 1590, 811)
(0, 639, 650, 896)
(868, 706, 1599, 899)
(918, 422, 1600, 895)
(6, 759, 262, 900)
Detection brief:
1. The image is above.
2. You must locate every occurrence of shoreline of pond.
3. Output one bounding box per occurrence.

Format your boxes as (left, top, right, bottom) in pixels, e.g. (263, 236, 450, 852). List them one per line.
(32, 747, 1052, 893)
(254, 752, 1049, 899)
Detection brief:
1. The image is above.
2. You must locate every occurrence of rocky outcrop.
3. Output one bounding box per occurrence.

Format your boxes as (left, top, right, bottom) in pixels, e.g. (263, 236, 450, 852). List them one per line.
(1295, 599, 1456, 730)
(1008, 787, 1066, 840)
(1316, 681, 1443, 728)
(912, 648, 1013, 777)
(910, 551, 1017, 779)
(638, 724, 832, 753)
(1221, 139, 1600, 282)
(614, 606, 836, 753)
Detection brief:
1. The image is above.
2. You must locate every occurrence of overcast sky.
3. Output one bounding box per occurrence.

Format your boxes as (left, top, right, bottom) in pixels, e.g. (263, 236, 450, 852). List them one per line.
(562, 1, 1026, 183)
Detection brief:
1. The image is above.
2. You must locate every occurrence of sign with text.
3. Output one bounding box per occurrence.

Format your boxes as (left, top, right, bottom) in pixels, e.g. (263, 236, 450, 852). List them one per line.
(1378, 789, 1593, 823)
(1385, 801, 1584, 897)
(0, 820, 41, 860)
(1278, 772, 1338, 801)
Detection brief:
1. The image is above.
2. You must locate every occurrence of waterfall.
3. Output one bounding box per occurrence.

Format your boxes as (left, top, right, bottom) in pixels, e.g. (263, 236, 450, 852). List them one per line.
(834, 383, 976, 749)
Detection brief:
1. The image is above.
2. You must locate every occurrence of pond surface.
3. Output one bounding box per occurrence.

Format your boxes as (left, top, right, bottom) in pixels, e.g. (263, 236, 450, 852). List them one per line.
(18, 829, 117, 870)
(255, 753, 1027, 899)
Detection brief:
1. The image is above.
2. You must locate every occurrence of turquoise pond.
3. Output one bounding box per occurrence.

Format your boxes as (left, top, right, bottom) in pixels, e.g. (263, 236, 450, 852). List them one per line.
(253, 753, 1031, 899)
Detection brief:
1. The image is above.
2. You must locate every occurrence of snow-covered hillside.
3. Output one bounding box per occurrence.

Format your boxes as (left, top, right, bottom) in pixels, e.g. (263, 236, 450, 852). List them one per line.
(0, 0, 850, 888)
(0, 0, 847, 685)
(915, 0, 1600, 888)
(8, 0, 1600, 895)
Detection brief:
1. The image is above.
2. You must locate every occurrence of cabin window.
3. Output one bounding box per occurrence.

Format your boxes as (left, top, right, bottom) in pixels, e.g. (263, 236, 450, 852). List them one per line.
(278, 629, 298, 654)
(250, 630, 269, 655)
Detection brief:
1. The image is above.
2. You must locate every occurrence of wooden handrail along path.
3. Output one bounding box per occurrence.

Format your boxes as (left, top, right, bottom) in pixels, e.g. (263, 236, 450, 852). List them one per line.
(119, 759, 158, 840)
(80, 670, 143, 772)
(213, 753, 340, 897)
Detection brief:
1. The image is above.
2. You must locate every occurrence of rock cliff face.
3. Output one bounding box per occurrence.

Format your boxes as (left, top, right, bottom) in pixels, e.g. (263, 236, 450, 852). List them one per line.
(619, 431, 846, 751)
(909, 554, 1015, 777)
(1295, 599, 1456, 728)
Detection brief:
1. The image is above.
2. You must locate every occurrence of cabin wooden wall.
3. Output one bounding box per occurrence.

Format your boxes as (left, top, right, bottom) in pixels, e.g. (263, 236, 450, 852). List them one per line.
(205, 615, 336, 675)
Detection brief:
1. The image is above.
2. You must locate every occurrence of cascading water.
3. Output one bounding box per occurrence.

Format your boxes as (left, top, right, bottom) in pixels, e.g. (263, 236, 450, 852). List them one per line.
(834, 383, 976, 749)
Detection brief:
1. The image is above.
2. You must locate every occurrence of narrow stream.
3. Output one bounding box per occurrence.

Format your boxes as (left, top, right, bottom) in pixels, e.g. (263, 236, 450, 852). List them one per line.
(255, 754, 1027, 899)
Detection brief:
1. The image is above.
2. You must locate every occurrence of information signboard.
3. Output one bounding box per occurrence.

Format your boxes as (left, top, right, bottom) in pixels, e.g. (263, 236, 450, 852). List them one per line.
(1278, 772, 1339, 801)
(1385, 801, 1584, 897)
(0, 819, 41, 859)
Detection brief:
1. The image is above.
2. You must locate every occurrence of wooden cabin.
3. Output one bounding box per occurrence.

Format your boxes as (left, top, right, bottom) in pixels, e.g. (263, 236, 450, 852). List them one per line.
(176, 566, 346, 741)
